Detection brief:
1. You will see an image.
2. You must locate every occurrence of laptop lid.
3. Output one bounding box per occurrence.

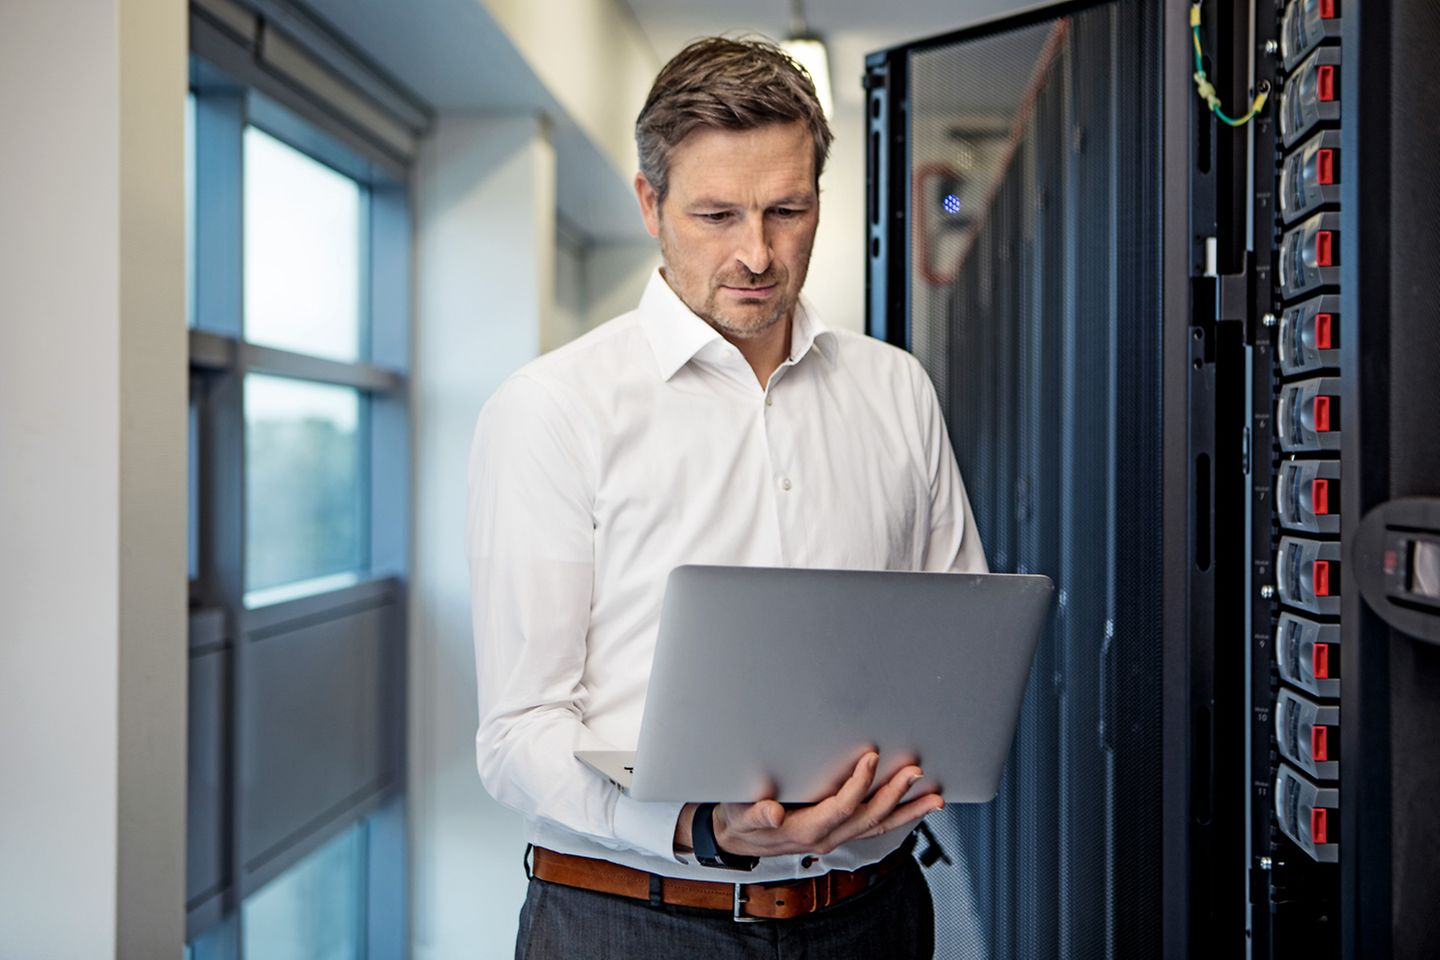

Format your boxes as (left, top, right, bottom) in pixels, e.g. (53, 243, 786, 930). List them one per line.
(627, 565, 1053, 803)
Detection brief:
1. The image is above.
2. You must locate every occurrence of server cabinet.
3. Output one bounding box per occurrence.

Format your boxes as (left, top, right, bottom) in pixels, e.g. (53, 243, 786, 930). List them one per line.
(867, 0, 1440, 956)
(866, 2, 1182, 956)
(1234, 2, 1440, 958)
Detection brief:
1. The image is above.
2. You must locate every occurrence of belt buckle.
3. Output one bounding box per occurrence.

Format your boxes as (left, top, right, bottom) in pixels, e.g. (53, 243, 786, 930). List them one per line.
(732, 883, 765, 923)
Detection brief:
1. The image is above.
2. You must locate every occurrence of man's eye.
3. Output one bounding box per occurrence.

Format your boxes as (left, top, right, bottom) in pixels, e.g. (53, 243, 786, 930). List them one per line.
(772, 207, 803, 218)
(699, 212, 731, 223)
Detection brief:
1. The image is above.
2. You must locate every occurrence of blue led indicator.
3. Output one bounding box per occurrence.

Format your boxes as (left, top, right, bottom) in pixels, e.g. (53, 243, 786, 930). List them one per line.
(942, 194, 962, 215)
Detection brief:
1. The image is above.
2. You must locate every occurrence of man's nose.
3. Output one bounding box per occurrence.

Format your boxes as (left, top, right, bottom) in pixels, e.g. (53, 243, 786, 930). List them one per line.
(735, 215, 772, 277)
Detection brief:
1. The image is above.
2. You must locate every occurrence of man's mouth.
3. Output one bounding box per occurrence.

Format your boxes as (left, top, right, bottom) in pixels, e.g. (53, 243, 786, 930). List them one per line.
(722, 283, 778, 297)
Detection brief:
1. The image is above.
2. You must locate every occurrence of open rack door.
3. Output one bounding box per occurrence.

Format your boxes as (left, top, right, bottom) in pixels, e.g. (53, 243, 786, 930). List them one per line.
(865, 2, 1193, 956)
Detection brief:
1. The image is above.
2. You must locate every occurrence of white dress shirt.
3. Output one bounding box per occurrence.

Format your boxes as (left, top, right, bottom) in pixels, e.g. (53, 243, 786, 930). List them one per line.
(467, 269, 987, 882)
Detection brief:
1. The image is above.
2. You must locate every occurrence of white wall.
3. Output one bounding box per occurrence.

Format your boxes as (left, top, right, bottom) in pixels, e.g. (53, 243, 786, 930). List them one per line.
(583, 241, 660, 331)
(482, 0, 659, 177)
(0, 2, 188, 958)
(410, 114, 556, 960)
(804, 102, 868, 335)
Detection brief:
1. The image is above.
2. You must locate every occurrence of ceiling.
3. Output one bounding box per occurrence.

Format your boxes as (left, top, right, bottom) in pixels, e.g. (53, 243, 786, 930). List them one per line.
(622, 0, 1054, 109)
(295, 0, 1055, 239)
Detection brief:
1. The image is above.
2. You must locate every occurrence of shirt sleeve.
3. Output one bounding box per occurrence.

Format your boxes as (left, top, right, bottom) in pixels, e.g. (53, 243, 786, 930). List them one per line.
(466, 374, 686, 861)
(911, 360, 989, 574)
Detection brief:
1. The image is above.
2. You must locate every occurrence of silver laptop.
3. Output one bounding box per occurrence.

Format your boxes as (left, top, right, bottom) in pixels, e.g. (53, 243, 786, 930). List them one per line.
(577, 565, 1054, 804)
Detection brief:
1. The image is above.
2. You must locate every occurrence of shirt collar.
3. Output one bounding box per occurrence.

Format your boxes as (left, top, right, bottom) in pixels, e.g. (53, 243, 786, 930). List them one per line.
(638, 268, 837, 381)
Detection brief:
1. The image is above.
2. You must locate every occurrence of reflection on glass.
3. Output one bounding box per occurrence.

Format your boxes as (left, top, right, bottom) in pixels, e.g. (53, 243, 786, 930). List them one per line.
(186, 92, 196, 329)
(245, 374, 365, 594)
(244, 126, 362, 362)
(242, 824, 365, 960)
(908, 20, 1056, 403)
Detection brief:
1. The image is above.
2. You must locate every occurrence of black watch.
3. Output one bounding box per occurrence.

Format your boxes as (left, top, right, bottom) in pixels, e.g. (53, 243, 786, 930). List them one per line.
(691, 803, 759, 871)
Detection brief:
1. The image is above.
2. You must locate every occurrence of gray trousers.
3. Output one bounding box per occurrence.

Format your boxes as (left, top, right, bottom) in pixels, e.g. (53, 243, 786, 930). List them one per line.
(514, 855, 935, 960)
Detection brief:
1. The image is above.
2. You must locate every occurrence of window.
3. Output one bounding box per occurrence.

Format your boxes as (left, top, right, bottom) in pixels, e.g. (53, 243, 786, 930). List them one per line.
(244, 374, 365, 596)
(243, 127, 363, 363)
(242, 825, 367, 960)
(186, 14, 421, 951)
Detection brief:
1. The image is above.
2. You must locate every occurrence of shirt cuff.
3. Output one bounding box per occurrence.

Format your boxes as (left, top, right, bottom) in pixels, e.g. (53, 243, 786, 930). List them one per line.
(613, 794, 687, 863)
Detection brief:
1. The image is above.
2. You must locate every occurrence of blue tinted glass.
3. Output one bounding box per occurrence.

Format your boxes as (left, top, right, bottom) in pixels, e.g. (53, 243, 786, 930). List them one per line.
(244, 375, 365, 595)
(243, 127, 362, 361)
(242, 824, 365, 960)
(186, 92, 196, 329)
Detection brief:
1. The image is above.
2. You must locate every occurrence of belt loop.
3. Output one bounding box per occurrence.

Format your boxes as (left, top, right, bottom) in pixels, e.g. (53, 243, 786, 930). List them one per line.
(523, 843, 534, 881)
(648, 873, 664, 908)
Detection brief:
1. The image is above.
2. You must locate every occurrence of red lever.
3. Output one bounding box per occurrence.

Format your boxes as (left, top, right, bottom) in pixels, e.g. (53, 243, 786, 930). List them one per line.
(1317, 148, 1336, 185)
(1312, 478, 1331, 515)
(1318, 0, 1336, 18)
(1311, 807, 1329, 844)
(1314, 312, 1334, 350)
(1313, 641, 1331, 679)
(1313, 559, 1332, 597)
(1311, 725, 1329, 762)
(1313, 395, 1333, 432)
(1317, 64, 1336, 102)
(1316, 230, 1335, 267)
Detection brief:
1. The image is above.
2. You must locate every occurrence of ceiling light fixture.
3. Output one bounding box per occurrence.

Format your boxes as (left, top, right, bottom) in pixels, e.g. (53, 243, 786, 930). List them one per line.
(781, 0, 833, 119)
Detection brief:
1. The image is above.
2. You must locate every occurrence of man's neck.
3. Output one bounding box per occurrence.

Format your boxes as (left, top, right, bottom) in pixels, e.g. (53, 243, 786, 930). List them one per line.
(724, 315, 793, 388)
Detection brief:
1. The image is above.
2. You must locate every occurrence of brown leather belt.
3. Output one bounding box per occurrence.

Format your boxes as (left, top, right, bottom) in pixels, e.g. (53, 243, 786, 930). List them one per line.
(529, 845, 908, 922)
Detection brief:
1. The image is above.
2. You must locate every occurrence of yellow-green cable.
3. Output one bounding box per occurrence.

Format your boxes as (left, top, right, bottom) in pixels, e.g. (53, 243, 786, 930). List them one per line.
(1190, 3, 1270, 127)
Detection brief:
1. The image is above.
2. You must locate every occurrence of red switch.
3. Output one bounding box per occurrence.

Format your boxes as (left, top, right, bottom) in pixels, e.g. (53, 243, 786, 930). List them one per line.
(1311, 807, 1329, 844)
(1313, 559, 1333, 597)
(1313, 641, 1331, 679)
(1317, 148, 1336, 185)
(1316, 230, 1335, 267)
(1314, 312, 1334, 350)
(1311, 724, 1329, 762)
(1313, 395, 1333, 432)
(1312, 478, 1331, 515)
(1317, 64, 1337, 102)
(1318, 0, 1336, 19)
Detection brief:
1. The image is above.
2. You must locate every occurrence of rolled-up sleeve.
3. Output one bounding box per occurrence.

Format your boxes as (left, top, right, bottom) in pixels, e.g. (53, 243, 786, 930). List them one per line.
(466, 374, 684, 860)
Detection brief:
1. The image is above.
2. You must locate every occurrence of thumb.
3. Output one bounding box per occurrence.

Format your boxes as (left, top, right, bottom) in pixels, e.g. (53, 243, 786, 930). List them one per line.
(727, 799, 784, 832)
(751, 799, 786, 830)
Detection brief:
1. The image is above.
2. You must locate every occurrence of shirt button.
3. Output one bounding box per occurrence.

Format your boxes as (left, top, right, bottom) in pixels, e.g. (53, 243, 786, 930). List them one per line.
(765, 396, 773, 407)
(779, 477, 792, 492)
(801, 856, 817, 868)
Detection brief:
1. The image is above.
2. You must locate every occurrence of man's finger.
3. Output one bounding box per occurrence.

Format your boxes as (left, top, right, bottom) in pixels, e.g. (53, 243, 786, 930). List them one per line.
(815, 751, 879, 822)
(857, 793, 945, 840)
(823, 764, 925, 848)
(777, 752, 883, 847)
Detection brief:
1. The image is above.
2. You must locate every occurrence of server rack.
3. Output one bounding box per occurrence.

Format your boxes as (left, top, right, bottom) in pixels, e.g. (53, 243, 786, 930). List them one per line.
(867, 0, 1440, 956)
(867, 3, 1177, 955)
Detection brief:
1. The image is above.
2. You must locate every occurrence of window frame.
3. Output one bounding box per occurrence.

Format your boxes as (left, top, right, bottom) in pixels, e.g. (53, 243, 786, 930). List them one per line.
(186, 56, 412, 959)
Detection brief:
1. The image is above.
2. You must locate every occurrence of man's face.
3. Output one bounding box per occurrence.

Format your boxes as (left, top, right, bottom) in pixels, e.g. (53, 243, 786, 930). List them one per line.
(636, 121, 820, 340)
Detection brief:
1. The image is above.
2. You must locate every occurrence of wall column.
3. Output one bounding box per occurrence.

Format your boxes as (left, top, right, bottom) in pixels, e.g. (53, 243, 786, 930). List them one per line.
(410, 114, 556, 959)
(0, 2, 189, 957)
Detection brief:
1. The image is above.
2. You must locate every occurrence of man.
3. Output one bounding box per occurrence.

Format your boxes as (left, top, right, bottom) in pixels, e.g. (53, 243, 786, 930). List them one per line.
(468, 37, 987, 958)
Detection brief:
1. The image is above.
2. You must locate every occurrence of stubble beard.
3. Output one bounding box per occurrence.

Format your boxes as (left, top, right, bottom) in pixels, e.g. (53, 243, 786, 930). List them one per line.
(659, 233, 806, 342)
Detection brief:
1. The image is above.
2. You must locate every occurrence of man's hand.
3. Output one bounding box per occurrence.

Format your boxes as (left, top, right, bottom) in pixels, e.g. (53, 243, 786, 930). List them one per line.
(672, 752, 942, 859)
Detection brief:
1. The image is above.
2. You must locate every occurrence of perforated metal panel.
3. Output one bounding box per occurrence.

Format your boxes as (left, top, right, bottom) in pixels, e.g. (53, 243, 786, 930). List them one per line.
(887, 2, 1165, 955)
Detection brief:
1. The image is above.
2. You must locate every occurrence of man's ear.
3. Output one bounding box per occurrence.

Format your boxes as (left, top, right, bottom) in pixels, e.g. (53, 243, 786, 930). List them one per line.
(634, 172, 662, 239)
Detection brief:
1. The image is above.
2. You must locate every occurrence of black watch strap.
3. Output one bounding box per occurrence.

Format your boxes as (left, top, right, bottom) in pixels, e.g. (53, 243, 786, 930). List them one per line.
(691, 803, 759, 871)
